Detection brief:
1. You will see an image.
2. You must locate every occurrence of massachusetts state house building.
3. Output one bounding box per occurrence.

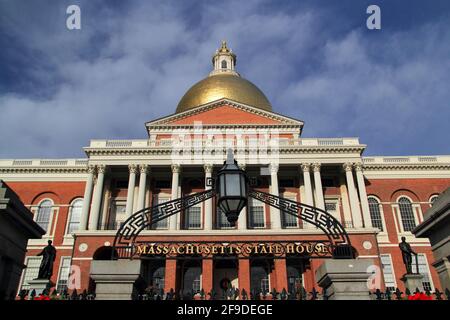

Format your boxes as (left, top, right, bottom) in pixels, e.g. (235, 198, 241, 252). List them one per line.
(2, 42, 449, 298)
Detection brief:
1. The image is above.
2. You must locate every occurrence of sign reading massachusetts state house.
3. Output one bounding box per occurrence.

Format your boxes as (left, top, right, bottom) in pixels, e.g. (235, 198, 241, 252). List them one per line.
(131, 241, 333, 259)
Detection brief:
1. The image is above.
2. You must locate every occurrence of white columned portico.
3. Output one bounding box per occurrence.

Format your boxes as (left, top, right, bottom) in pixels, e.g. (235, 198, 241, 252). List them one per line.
(301, 163, 314, 206)
(125, 164, 137, 218)
(89, 165, 106, 230)
(269, 163, 281, 230)
(80, 165, 95, 231)
(204, 164, 213, 230)
(137, 164, 149, 212)
(237, 163, 247, 230)
(169, 164, 180, 231)
(354, 163, 372, 228)
(312, 163, 325, 210)
(301, 163, 314, 229)
(343, 163, 363, 228)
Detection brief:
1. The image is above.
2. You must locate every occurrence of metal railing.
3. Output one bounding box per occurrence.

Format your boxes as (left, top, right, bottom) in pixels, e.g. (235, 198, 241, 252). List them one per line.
(370, 288, 450, 300)
(16, 286, 450, 300)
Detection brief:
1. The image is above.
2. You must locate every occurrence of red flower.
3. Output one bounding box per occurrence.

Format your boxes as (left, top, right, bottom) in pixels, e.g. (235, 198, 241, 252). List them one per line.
(408, 292, 432, 300)
(34, 295, 51, 301)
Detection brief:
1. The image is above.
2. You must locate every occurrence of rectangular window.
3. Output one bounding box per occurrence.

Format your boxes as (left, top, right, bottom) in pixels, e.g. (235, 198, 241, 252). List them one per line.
(325, 199, 341, 223)
(20, 257, 42, 291)
(108, 200, 126, 230)
(249, 200, 265, 228)
(416, 254, 433, 291)
(281, 196, 298, 228)
(261, 278, 270, 294)
(217, 208, 233, 229)
(192, 275, 201, 293)
(56, 257, 71, 293)
(185, 205, 201, 229)
(380, 254, 396, 291)
(152, 196, 170, 229)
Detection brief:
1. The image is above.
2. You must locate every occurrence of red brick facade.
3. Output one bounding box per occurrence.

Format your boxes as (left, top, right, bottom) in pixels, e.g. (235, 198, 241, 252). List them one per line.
(2, 106, 448, 298)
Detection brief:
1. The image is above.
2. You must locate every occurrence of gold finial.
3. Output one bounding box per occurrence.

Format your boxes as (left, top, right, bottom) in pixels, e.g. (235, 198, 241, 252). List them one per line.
(219, 40, 230, 53)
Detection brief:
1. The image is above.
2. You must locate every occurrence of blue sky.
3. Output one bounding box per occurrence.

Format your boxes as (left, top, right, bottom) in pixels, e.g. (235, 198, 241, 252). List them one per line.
(0, 0, 449, 158)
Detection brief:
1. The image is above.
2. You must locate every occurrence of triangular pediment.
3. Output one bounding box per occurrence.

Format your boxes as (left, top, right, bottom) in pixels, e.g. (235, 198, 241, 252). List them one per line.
(146, 99, 303, 128)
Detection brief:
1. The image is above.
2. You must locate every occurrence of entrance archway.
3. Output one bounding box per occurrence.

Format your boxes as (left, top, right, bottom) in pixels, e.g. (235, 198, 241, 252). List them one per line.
(250, 258, 274, 298)
(141, 258, 165, 293)
(177, 258, 202, 299)
(213, 256, 238, 299)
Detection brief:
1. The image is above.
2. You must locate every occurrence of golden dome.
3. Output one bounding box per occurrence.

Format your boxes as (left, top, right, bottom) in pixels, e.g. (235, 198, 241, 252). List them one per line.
(175, 41, 272, 113)
(176, 73, 272, 113)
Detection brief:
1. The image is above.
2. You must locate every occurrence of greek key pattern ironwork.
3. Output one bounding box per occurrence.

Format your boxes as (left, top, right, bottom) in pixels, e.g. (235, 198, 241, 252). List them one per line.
(113, 189, 215, 249)
(248, 189, 351, 247)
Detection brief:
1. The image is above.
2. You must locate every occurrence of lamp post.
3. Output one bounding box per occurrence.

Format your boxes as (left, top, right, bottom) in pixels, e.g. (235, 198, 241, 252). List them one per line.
(216, 150, 248, 225)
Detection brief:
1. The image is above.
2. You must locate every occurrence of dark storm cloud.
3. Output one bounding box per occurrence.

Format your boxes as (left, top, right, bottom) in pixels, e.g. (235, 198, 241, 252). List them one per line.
(0, 0, 449, 158)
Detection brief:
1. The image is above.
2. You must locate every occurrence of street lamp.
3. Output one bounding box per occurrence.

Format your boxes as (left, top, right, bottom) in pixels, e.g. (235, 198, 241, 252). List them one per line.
(216, 150, 248, 225)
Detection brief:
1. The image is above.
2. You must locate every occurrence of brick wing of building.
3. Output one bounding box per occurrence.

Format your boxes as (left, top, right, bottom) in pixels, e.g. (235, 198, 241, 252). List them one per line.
(2, 41, 449, 298)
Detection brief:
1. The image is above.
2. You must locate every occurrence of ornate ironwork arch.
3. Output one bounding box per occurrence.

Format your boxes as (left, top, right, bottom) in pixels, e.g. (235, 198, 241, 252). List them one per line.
(113, 189, 354, 259)
(248, 190, 351, 247)
(113, 189, 215, 251)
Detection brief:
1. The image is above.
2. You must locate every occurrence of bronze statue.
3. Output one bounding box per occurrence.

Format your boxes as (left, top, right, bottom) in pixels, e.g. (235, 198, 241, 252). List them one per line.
(399, 236, 417, 274)
(36, 240, 57, 279)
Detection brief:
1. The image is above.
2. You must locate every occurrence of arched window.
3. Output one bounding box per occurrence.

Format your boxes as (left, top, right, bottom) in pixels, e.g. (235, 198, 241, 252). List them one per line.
(429, 195, 439, 206)
(67, 199, 83, 233)
(221, 60, 227, 69)
(368, 197, 383, 231)
(398, 197, 416, 232)
(36, 199, 52, 232)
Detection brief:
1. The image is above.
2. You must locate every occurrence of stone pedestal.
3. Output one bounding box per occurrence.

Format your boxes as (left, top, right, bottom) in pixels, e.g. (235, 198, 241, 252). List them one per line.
(316, 259, 374, 300)
(401, 273, 424, 293)
(90, 260, 142, 300)
(28, 279, 52, 296)
(433, 257, 450, 291)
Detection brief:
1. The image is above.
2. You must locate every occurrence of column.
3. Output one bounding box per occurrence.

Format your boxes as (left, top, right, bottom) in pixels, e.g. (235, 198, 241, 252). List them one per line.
(137, 164, 148, 212)
(164, 259, 177, 293)
(204, 164, 213, 230)
(269, 163, 281, 230)
(354, 163, 372, 228)
(238, 259, 251, 298)
(125, 164, 137, 218)
(312, 163, 325, 210)
(301, 163, 314, 229)
(169, 164, 180, 231)
(301, 164, 313, 205)
(202, 259, 214, 296)
(274, 259, 288, 292)
(343, 163, 363, 228)
(80, 165, 95, 231)
(89, 165, 105, 230)
(238, 164, 247, 230)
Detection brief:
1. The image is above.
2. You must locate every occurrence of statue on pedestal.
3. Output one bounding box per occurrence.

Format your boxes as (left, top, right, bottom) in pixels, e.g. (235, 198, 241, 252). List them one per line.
(399, 236, 417, 274)
(36, 240, 57, 279)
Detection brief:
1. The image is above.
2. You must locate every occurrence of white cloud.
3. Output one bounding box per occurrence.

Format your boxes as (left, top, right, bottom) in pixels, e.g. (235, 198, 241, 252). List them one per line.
(0, 1, 449, 158)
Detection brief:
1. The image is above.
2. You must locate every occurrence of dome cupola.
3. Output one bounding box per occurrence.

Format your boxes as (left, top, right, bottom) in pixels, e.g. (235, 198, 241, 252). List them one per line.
(176, 41, 272, 113)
